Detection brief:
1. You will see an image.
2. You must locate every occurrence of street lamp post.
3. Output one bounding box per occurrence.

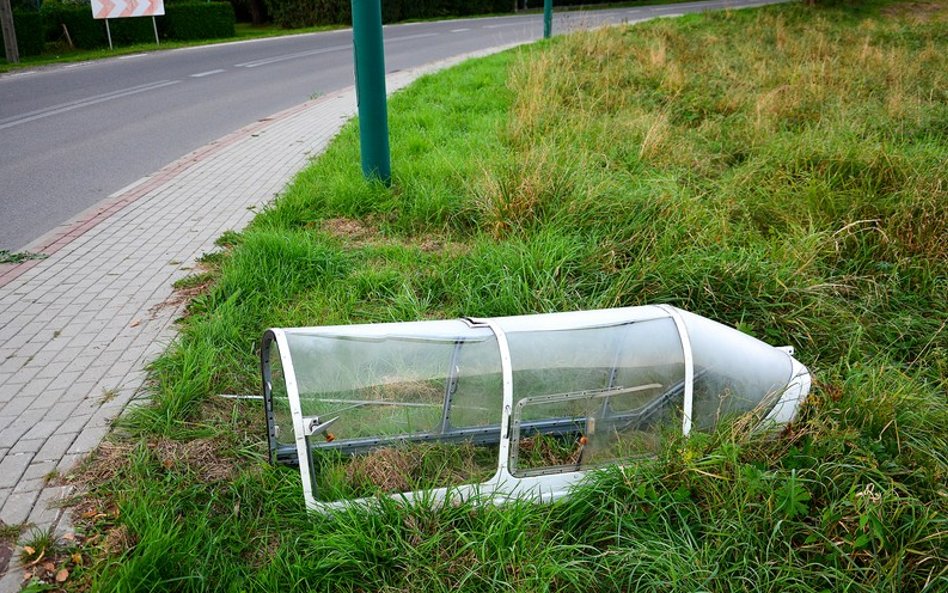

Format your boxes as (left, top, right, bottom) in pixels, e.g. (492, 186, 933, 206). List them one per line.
(351, 0, 392, 185)
(543, 0, 552, 39)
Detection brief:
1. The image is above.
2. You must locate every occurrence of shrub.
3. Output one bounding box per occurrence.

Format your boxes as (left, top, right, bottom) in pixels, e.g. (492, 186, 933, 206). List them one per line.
(39, 0, 236, 48)
(109, 13, 156, 45)
(226, 0, 269, 24)
(443, 0, 502, 17)
(0, 10, 45, 57)
(394, 0, 506, 21)
(265, 0, 349, 28)
(40, 0, 106, 48)
(265, 0, 513, 29)
(162, 2, 236, 40)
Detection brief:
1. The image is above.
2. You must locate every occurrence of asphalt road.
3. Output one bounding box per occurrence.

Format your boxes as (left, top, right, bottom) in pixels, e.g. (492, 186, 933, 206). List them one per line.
(0, 0, 781, 251)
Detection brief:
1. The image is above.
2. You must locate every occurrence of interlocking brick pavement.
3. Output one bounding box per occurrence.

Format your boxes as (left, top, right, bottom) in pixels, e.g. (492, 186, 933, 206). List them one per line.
(0, 43, 520, 590)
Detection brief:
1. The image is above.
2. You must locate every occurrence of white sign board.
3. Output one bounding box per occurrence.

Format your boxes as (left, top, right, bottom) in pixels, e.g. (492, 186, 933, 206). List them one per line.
(91, 0, 165, 20)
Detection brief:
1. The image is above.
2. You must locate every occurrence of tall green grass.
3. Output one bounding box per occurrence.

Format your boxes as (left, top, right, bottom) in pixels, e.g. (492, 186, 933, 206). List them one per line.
(64, 1, 947, 591)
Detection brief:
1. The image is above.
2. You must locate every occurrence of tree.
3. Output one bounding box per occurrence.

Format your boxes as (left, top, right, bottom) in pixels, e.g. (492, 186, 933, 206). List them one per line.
(0, 0, 19, 64)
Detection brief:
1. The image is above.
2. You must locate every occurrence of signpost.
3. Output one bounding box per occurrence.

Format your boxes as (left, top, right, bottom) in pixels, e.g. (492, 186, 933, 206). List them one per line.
(544, 0, 553, 39)
(351, 0, 391, 185)
(90, 0, 165, 49)
(347, 0, 553, 183)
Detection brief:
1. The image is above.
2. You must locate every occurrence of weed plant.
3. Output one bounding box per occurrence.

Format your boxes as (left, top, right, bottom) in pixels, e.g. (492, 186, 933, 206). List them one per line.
(66, 1, 946, 591)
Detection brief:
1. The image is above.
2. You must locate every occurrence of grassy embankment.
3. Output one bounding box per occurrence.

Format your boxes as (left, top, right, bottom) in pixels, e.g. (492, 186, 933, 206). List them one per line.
(17, 0, 947, 590)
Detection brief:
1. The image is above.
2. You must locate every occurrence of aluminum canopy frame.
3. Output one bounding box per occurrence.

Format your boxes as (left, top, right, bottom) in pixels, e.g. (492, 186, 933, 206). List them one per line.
(261, 305, 811, 511)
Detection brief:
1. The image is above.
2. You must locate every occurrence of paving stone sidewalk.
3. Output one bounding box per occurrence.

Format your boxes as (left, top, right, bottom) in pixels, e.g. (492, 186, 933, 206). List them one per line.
(0, 43, 519, 590)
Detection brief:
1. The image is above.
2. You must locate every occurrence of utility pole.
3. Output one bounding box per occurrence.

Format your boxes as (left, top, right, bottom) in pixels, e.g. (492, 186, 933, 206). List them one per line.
(0, 0, 19, 64)
(543, 0, 552, 39)
(351, 0, 391, 185)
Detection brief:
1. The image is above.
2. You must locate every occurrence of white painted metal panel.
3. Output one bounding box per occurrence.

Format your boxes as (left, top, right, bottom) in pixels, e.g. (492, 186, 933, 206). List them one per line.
(91, 0, 165, 20)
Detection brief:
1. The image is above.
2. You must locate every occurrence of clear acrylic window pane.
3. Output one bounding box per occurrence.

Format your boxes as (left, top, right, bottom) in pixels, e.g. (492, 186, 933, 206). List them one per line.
(267, 340, 293, 451)
(507, 318, 685, 476)
(282, 322, 503, 501)
(680, 310, 794, 430)
(288, 334, 452, 438)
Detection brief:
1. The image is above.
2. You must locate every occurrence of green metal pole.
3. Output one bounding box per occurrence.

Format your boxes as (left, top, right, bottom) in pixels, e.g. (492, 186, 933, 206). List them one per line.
(543, 0, 552, 39)
(351, 0, 391, 184)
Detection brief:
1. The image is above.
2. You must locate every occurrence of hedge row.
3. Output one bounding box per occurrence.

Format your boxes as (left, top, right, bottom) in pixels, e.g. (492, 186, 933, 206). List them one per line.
(265, 0, 514, 29)
(163, 2, 236, 39)
(36, 1, 235, 50)
(1, 10, 45, 57)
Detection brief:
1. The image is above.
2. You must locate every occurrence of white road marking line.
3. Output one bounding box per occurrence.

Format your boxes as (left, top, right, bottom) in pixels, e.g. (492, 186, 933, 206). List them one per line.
(190, 69, 226, 78)
(234, 30, 435, 68)
(235, 44, 349, 68)
(118, 53, 147, 60)
(450, 28, 471, 32)
(484, 23, 526, 29)
(386, 32, 439, 42)
(0, 80, 181, 131)
(170, 26, 353, 53)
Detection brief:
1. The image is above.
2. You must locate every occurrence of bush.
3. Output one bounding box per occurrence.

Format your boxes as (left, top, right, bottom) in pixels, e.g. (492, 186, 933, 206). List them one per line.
(39, 0, 236, 48)
(226, 0, 269, 24)
(265, 0, 512, 28)
(40, 0, 101, 48)
(109, 13, 156, 45)
(443, 0, 503, 17)
(0, 10, 45, 57)
(162, 2, 236, 40)
(265, 0, 349, 27)
(391, 0, 508, 21)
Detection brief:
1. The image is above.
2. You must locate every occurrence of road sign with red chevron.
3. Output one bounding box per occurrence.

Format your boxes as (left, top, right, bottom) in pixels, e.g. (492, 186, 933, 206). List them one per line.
(91, 0, 165, 19)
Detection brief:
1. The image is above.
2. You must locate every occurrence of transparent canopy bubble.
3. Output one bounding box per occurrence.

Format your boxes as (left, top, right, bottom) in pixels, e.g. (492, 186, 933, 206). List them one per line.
(261, 305, 811, 511)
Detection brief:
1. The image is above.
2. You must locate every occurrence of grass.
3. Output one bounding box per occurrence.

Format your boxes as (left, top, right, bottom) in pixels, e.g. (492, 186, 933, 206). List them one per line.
(18, 528, 61, 566)
(53, 0, 948, 591)
(0, 250, 47, 264)
(17, 527, 83, 590)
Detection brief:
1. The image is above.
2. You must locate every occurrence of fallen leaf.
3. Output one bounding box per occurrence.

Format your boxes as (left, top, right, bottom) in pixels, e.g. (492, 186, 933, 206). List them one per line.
(71, 552, 83, 565)
(43, 561, 55, 572)
(56, 568, 69, 583)
(21, 571, 32, 581)
(62, 532, 76, 541)
(22, 545, 35, 555)
(130, 320, 141, 328)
